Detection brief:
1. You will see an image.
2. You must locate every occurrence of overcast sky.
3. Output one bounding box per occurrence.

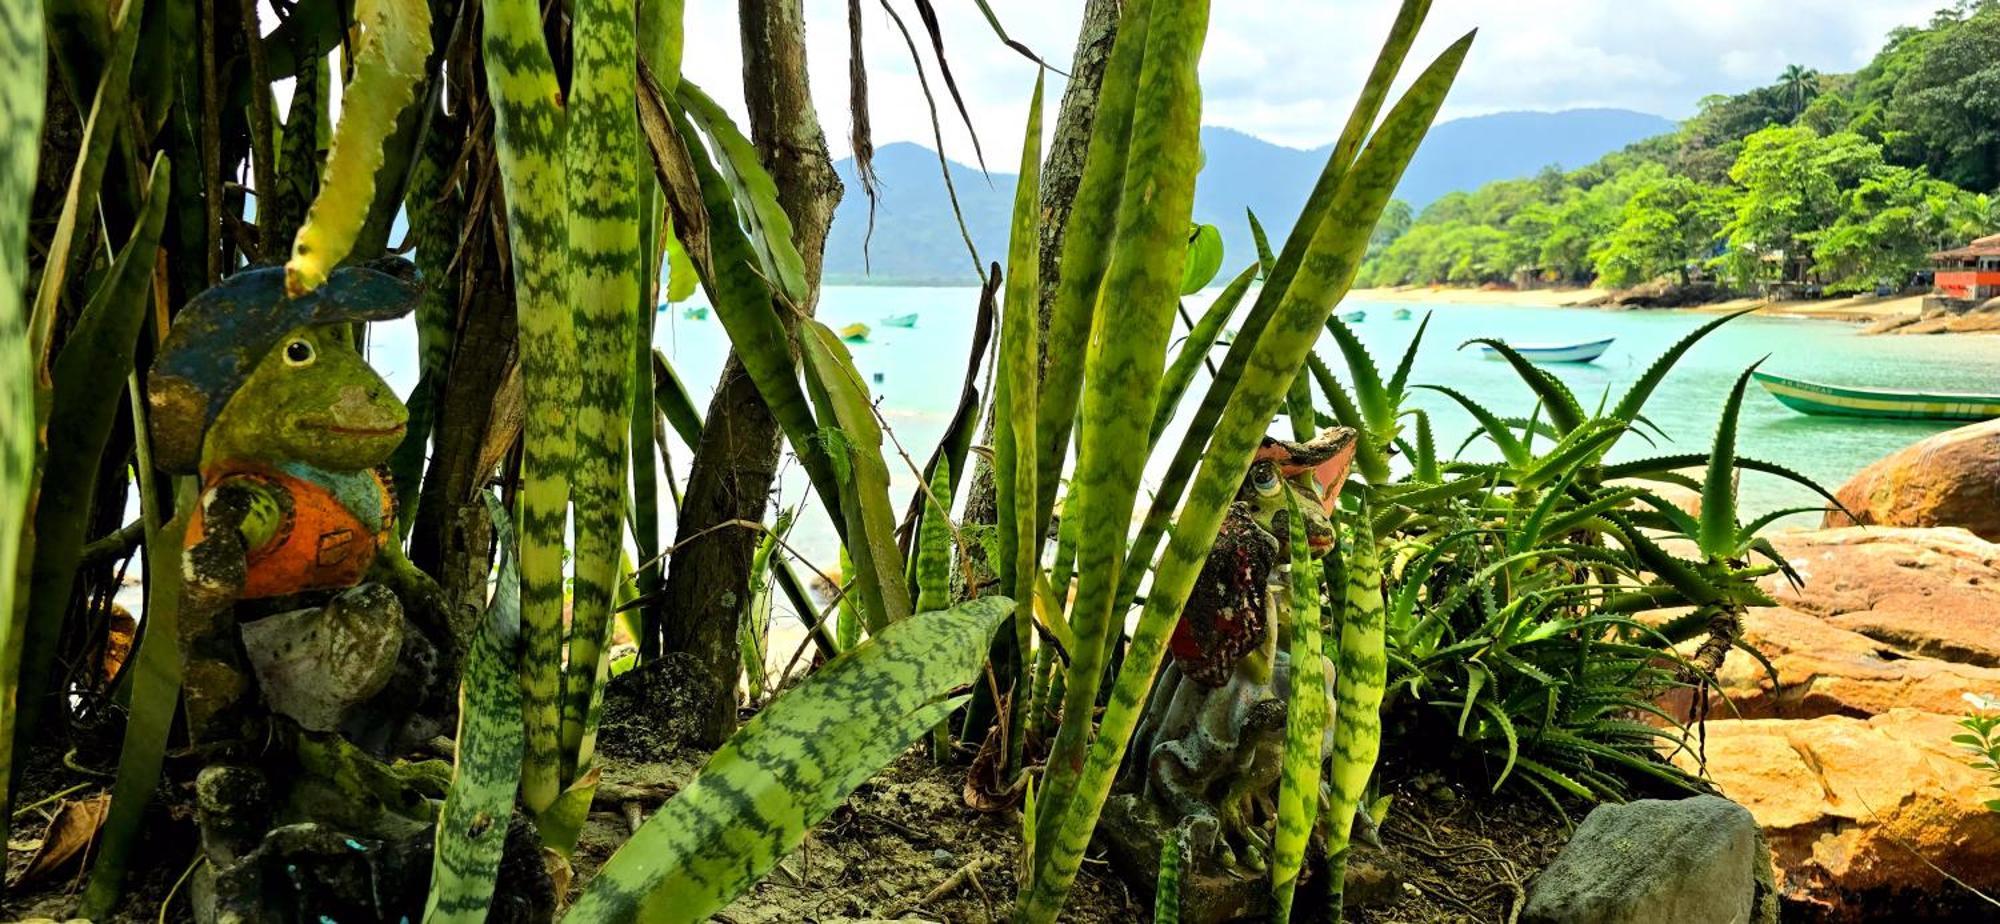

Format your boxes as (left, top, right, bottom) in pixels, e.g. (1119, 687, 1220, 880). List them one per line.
(681, 1, 1945, 157)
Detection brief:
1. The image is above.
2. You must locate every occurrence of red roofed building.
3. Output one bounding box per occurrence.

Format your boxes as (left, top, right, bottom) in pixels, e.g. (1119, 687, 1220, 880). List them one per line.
(1930, 233, 2000, 300)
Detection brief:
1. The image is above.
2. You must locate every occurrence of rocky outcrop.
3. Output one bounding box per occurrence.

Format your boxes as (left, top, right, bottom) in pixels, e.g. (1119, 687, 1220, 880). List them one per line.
(1522, 796, 1775, 924)
(1673, 710, 2000, 921)
(1823, 420, 2000, 540)
(1762, 527, 2000, 667)
(1672, 605, 2000, 720)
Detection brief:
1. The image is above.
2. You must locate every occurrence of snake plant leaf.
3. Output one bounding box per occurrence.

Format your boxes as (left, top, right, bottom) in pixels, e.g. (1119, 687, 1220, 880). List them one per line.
(423, 496, 523, 924)
(1028, 27, 1470, 921)
(0, 0, 41, 853)
(1036, 0, 1207, 845)
(479, 0, 575, 816)
(285, 0, 431, 295)
(677, 81, 807, 304)
(564, 596, 1013, 923)
(1032, 0, 1150, 537)
(1155, 822, 1185, 924)
(670, 100, 848, 540)
(1180, 223, 1225, 295)
(79, 408, 187, 918)
(28, 0, 143, 365)
(560, 0, 644, 781)
(17, 157, 169, 776)
(801, 320, 914, 631)
(1247, 209, 1277, 276)
(1699, 361, 1763, 559)
(992, 74, 1045, 770)
(915, 458, 953, 613)
(1152, 264, 1255, 447)
(1326, 507, 1388, 916)
(1273, 506, 1330, 919)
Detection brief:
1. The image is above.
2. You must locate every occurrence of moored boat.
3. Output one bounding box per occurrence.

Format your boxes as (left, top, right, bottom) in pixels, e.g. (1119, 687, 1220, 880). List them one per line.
(1753, 371, 2000, 421)
(880, 312, 918, 328)
(683, 305, 708, 320)
(1341, 310, 1366, 323)
(1478, 337, 1613, 365)
(1392, 307, 1413, 320)
(838, 322, 871, 344)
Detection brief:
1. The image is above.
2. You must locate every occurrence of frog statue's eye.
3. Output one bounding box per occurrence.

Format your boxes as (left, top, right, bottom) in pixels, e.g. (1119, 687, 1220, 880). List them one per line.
(1251, 462, 1282, 495)
(283, 338, 316, 367)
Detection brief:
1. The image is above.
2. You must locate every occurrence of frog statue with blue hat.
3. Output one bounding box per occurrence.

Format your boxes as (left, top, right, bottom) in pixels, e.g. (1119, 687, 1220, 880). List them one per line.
(149, 262, 463, 921)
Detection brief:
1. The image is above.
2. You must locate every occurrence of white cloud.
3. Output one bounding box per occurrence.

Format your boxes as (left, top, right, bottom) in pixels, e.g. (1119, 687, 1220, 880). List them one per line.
(680, 0, 1942, 160)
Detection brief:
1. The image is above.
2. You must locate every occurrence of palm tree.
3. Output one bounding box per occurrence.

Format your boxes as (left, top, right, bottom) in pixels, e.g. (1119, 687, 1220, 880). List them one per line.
(1780, 64, 1821, 119)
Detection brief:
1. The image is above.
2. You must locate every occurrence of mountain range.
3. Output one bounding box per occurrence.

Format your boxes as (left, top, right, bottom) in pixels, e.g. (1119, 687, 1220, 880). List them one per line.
(822, 108, 1674, 285)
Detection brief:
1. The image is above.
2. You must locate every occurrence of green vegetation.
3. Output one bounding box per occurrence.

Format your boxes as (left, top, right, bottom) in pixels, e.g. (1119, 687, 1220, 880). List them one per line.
(1361, 0, 2000, 295)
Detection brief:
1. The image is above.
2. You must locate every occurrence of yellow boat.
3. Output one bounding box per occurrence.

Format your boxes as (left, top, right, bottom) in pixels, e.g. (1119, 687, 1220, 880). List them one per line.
(838, 322, 870, 344)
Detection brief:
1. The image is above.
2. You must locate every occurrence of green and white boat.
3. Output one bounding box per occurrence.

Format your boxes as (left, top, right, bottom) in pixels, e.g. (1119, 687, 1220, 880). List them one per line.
(1753, 371, 2000, 421)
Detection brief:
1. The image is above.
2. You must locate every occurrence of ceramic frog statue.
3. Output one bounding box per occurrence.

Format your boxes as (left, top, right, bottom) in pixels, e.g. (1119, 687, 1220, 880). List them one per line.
(149, 266, 451, 915)
(1132, 427, 1357, 874)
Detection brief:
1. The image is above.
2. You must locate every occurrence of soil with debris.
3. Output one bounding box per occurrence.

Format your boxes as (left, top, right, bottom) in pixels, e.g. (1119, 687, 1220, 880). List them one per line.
(1351, 772, 1576, 924)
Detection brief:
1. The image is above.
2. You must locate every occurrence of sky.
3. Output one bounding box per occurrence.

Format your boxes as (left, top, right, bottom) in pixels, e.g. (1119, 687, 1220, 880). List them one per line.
(680, 0, 1947, 157)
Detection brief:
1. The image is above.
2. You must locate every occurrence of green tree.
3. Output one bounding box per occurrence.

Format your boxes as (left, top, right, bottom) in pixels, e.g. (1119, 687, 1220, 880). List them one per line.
(1812, 165, 1988, 292)
(1592, 175, 1728, 287)
(1882, 5, 2000, 191)
(1367, 199, 1414, 261)
(1722, 126, 1885, 285)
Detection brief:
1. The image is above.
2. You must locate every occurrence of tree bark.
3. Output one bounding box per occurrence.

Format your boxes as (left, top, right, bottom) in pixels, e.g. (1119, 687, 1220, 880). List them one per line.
(658, 0, 841, 747)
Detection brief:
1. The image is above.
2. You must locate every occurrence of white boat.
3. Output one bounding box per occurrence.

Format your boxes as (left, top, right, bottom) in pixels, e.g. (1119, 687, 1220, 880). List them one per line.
(1478, 337, 1614, 365)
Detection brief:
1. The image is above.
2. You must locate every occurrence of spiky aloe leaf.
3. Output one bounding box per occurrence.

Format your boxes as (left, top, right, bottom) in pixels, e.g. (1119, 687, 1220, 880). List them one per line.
(1028, 26, 1472, 921)
(423, 497, 523, 924)
(1460, 338, 1585, 434)
(1385, 310, 1431, 398)
(284, 0, 430, 295)
(1035, 0, 1208, 850)
(559, 0, 644, 782)
(1327, 508, 1388, 917)
(1181, 223, 1224, 295)
(1273, 506, 1329, 920)
(1307, 351, 1392, 484)
(1697, 361, 1764, 558)
(16, 158, 169, 776)
(1152, 264, 1255, 447)
(563, 596, 1012, 922)
(1323, 315, 1392, 433)
(479, 0, 576, 815)
(677, 81, 806, 303)
(1609, 309, 1754, 425)
(1417, 384, 1529, 467)
(1601, 453, 1841, 508)
(800, 321, 914, 632)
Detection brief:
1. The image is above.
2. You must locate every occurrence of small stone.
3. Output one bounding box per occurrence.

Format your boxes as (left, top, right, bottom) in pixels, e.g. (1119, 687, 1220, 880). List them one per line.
(1522, 795, 1769, 924)
(930, 848, 955, 868)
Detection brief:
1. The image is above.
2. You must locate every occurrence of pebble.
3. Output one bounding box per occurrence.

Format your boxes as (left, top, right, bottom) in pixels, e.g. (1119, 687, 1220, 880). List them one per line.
(931, 848, 955, 868)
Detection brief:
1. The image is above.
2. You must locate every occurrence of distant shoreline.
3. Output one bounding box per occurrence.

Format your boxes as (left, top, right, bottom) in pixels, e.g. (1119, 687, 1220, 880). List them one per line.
(1347, 285, 1947, 329)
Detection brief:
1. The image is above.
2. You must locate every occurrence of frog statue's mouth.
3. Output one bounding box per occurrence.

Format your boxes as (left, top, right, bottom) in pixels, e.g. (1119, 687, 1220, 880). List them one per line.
(318, 422, 407, 438)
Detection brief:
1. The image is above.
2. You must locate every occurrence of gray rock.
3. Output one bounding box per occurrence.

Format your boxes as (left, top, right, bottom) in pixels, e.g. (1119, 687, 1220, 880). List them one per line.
(1523, 795, 1773, 924)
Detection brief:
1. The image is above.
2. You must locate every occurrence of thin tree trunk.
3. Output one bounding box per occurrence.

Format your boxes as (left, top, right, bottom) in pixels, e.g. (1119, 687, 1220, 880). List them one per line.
(659, 0, 841, 747)
(957, 0, 1117, 739)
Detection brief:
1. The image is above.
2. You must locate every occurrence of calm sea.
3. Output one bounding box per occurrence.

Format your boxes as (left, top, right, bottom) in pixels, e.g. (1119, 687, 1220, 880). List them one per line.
(362, 285, 2000, 583)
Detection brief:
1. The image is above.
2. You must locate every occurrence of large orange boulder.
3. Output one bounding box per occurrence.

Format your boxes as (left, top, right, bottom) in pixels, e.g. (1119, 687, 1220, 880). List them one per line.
(1672, 606, 2000, 720)
(1675, 709, 2000, 920)
(1823, 419, 2000, 540)
(1761, 527, 2000, 667)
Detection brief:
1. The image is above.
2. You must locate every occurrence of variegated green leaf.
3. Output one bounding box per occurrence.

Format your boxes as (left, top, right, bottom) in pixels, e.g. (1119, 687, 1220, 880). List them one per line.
(1272, 506, 1328, 919)
(801, 321, 913, 631)
(1326, 508, 1387, 917)
(285, 0, 431, 295)
(916, 458, 953, 613)
(478, 0, 575, 816)
(560, 0, 644, 782)
(423, 496, 524, 924)
(677, 81, 807, 303)
(1150, 264, 1254, 448)
(563, 596, 1012, 922)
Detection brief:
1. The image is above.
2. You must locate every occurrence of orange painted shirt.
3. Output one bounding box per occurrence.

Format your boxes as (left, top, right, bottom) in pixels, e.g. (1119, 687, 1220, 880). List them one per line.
(189, 463, 394, 599)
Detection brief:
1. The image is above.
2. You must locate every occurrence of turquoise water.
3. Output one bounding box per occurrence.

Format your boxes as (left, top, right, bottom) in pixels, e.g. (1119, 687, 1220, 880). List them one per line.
(363, 286, 2000, 575)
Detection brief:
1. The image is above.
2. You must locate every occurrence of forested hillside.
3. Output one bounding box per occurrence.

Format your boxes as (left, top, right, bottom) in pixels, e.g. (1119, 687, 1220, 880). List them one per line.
(1360, 0, 2000, 295)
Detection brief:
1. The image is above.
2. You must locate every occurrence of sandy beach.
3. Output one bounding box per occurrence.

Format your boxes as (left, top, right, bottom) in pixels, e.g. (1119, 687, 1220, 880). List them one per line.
(1349, 285, 1936, 326)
